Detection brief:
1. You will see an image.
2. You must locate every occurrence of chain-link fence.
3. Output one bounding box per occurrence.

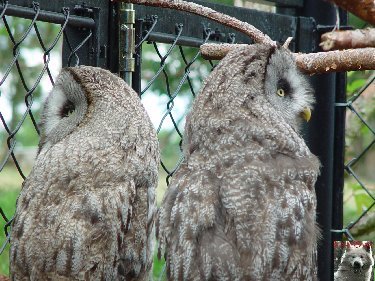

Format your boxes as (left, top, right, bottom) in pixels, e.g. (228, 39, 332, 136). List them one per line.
(0, 0, 373, 280)
(337, 72, 375, 240)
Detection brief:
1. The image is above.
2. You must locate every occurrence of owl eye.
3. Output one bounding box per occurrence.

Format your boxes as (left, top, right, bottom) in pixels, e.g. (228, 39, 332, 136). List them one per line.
(276, 78, 291, 97)
(277, 89, 285, 97)
(60, 100, 75, 118)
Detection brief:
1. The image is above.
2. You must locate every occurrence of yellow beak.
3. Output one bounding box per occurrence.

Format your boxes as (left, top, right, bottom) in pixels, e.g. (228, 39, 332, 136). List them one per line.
(300, 107, 312, 122)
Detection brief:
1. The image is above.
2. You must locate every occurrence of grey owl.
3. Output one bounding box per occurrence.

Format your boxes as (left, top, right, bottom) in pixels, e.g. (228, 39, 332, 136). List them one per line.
(157, 44, 320, 281)
(10, 66, 160, 280)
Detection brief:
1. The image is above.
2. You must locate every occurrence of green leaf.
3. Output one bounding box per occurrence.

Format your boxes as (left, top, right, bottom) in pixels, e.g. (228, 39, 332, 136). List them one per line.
(347, 79, 367, 94)
(354, 193, 373, 215)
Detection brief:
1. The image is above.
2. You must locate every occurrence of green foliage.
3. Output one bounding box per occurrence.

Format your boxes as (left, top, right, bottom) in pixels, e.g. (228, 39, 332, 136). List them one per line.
(348, 13, 367, 29)
(0, 189, 20, 276)
(346, 77, 366, 95)
(153, 251, 167, 280)
(344, 68, 374, 242)
(0, 17, 61, 149)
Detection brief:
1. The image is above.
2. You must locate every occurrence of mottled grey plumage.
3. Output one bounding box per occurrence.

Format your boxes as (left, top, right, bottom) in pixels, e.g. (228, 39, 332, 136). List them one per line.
(10, 66, 159, 280)
(157, 44, 320, 281)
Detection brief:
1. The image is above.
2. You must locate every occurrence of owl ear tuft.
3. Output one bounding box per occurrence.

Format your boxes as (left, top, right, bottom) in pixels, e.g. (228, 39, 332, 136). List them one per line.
(282, 37, 294, 50)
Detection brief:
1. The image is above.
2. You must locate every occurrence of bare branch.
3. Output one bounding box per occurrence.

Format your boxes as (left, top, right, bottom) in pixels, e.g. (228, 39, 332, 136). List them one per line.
(320, 28, 375, 51)
(201, 43, 246, 60)
(295, 49, 375, 73)
(200, 43, 375, 74)
(328, 0, 375, 25)
(115, 0, 276, 46)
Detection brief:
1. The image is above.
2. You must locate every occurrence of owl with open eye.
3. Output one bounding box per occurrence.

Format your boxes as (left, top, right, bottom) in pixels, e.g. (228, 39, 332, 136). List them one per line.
(157, 44, 320, 281)
(10, 66, 160, 280)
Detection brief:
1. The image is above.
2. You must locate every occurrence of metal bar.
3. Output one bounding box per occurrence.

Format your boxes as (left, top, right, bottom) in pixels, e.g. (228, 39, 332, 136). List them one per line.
(148, 32, 211, 48)
(119, 3, 135, 85)
(3, 4, 95, 28)
(331, 67, 346, 241)
(132, 19, 143, 96)
(331, 8, 347, 243)
(301, 2, 338, 281)
(108, 1, 120, 73)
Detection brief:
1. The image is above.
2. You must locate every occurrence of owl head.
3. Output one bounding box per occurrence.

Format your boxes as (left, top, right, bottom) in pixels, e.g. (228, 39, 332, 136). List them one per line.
(264, 47, 314, 131)
(38, 66, 144, 153)
(39, 69, 88, 150)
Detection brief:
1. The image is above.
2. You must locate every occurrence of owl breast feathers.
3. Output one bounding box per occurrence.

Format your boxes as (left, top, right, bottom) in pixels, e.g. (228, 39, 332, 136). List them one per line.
(10, 66, 160, 281)
(157, 44, 320, 281)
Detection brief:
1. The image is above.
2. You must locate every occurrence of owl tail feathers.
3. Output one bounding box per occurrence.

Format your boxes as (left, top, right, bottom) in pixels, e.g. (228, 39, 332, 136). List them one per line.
(198, 230, 243, 281)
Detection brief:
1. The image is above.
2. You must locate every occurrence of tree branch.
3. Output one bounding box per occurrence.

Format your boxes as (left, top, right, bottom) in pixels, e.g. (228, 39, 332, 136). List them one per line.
(328, 0, 375, 25)
(200, 43, 375, 74)
(296, 48, 375, 73)
(320, 28, 375, 51)
(116, 0, 276, 46)
(116, 0, 375, 74)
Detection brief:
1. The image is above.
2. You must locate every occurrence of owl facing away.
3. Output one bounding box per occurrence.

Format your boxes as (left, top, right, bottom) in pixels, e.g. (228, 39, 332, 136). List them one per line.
(10, 66, 160, 280)
(157, 44, 321, 281)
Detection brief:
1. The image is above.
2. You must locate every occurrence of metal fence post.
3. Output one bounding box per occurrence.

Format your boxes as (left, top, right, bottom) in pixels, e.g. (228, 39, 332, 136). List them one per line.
(331, 8, 347, 243)
(119, 3, 135, 85)
(301, 1, 339, 280)
(132, 18, 143, 96)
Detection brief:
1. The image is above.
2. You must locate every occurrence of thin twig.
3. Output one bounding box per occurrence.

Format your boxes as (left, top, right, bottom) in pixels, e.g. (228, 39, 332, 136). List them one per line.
(115, 0, 276, 46)
(200, 43, 375, 74)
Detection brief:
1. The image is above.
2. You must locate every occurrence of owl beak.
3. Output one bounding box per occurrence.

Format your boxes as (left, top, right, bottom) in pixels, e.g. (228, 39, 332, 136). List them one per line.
(300, 107, 312, 122)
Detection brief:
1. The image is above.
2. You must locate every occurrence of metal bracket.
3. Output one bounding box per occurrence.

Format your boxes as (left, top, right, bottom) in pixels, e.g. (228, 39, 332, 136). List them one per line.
(72, 3, 101, 66)
(119, 3, 135, 85)
(74, 3, 94, 20)
(206, 28, 236, 43)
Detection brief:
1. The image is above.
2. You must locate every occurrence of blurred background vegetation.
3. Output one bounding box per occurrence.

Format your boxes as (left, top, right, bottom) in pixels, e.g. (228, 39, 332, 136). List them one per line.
(0, 0, 374, 278)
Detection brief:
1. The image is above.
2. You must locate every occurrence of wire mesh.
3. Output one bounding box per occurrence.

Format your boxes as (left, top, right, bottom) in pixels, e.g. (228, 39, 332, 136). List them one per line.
(335, 72, 375, 241)
(0, 0, 94, 262)
(137, 16, 218, 190)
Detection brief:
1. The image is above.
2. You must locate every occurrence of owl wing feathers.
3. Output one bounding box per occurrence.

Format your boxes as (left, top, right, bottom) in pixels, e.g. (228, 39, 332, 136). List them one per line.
(158, 164, 243, 281)
(220, 152, 319, 280)
(10, 174, 140, 280)
(158, 151, 319, 281)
